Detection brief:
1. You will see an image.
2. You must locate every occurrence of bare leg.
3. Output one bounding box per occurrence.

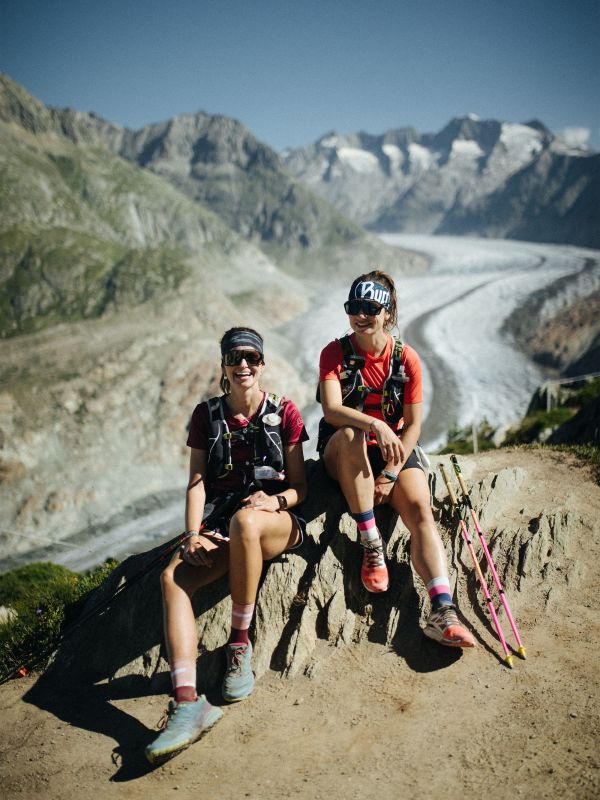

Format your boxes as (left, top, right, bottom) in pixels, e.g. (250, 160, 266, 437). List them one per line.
(161, 544, 230, 666)
(228, 508, 300, 605)
(322, 426, 374, 513)
(323, 427, 388, 592)
(389, 467, 448, 584)
(390, 467, 475, 647)
(222, 508, 301, 701)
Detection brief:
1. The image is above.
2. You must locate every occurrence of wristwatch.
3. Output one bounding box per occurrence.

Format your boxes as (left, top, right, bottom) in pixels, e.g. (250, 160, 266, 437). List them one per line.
(381, 469, 399, 482)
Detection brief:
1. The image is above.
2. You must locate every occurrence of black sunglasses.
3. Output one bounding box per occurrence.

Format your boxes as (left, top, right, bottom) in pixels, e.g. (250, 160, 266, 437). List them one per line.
(223, 349, 263, 366)
(344, 299, 386, 317)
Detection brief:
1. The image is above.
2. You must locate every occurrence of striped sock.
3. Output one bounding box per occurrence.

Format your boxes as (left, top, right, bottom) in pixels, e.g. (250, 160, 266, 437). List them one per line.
(427, 577, 453, 611)
(170, 659, 197, 704)
(351, 509, 379, 545)
(229, 602, 255, 645)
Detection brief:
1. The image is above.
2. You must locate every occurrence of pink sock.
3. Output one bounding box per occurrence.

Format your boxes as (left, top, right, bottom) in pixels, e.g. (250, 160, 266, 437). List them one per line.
(229, 602, 255, 645)
(170, 659, 197, 703)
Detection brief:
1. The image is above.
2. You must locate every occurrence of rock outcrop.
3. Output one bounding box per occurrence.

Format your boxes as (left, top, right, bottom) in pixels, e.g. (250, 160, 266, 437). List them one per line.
(45, 452, 591, 692)
(502, 257, 600, 376)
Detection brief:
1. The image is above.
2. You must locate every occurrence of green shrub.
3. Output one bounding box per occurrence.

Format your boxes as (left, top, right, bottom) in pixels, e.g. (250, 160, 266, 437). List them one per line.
(564, 378, 600, 407)
(0, 562, 76, 606)
(0, 559, 118, 681)
(504, 407, 575, 445)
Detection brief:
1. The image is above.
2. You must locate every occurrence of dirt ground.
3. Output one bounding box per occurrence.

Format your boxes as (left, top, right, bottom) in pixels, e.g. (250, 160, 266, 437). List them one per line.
(1, 450, 599, 800)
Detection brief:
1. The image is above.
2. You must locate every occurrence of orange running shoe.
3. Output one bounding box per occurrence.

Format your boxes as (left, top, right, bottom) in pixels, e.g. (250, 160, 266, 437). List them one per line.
(361, 537, 389, 593)
(424, 604, 476, 648)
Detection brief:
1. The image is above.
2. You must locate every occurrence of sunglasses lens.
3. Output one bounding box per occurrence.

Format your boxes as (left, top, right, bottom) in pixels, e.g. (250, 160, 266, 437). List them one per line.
(344, 300, 384, 316)
(224, 349, 262, 366)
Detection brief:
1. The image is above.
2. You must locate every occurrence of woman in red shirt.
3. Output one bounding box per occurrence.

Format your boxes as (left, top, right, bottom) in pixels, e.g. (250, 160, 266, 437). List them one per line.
(318, 270, 475, 650)
(146, 326, 308, 764)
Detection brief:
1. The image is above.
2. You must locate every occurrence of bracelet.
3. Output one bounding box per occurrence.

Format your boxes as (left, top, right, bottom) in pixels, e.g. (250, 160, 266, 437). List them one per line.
(184, 530, 200, 541)
(381, 469, 399, 483)
(276, 495, 288, 510)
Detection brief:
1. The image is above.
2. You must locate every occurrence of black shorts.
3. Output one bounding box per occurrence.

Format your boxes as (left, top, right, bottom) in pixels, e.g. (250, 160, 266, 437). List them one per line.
(201, 497, 306, 551)
(367, 446, 425, 477)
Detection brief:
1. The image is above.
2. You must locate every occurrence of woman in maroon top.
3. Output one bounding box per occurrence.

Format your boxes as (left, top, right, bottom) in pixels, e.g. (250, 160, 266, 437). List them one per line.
(318, 270, 475, 650)
(146, 326, 308, 765)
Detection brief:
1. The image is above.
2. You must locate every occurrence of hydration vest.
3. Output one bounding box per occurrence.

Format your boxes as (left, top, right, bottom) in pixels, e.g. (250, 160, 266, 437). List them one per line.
(205, 393, 286, 484)
(316, 335, 409, 455)
(319, 335, 409, 423)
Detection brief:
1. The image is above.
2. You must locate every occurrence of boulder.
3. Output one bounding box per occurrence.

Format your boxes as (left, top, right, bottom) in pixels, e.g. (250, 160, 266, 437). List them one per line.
(43, 457, 578, 691)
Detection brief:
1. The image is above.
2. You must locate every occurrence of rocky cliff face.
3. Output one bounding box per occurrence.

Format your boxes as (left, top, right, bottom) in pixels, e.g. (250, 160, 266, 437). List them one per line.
(52, 98, 402, 266)
(45, 449, 598, 688)
(502, 257, 600, 375)
(283, 116, 599, 248)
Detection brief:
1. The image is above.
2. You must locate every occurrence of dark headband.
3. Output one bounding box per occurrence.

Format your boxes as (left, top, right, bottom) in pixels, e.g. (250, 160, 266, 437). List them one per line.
(348, 278, 391, 310)
(220, 330, 264, 356)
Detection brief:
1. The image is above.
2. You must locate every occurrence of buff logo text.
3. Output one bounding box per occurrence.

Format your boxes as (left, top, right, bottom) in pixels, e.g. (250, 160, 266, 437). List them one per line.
(356, 281, 390, 307)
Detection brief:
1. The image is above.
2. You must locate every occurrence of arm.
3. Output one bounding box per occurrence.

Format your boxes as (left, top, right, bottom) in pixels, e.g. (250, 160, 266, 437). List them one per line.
(395, 402, 422, 463)
(185, 447, 207, 534)
(320, 378, 404, 465)
(373, 402, 423, 504)
(182, 448, 222, 566)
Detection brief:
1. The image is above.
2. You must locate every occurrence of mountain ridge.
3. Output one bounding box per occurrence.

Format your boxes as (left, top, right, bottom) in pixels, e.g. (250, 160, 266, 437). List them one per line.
(283, 116, 599, 248)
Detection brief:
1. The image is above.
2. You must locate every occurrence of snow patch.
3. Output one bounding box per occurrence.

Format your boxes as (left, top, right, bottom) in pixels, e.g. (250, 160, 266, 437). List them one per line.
(500, 123, 543, 161)
(451, 139, 484, 158)
(408, 142, 433, 168)
(556, 127, 590, 149)
(382, 143, 404, 168)
(337, 147, 379, 173)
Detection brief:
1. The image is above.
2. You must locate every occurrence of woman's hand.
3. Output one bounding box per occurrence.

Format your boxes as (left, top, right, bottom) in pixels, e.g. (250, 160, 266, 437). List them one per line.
(241, 490, 279, 512)
(181, 533, 220, 567)
(374, 474, 397, 505)
(370, 419, 405, 466)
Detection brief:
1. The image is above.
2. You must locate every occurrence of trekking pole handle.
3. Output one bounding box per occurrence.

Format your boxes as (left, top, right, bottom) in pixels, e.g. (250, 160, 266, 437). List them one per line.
(439, 464, 458, 507)
(450, 455, 472, 505)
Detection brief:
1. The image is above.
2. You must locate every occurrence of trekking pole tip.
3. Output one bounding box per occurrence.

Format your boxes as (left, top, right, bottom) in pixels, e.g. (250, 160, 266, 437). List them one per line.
(518, 646, 526, 659)
(504, 654, 514, 668)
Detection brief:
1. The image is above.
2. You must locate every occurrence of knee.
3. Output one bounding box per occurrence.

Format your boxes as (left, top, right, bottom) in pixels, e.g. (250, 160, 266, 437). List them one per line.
(160, 562, 178, 596)
(334, 425, 366, 455)
(403, 499, 435, 530)
(229, 508, 261, 545)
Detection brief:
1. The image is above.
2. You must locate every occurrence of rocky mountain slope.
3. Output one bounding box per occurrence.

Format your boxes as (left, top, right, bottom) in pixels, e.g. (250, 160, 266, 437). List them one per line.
(283, 116, 599, 248)
(502, 256, 600, 375)
(0, 74, 424, 560)
(47, 90, 407, 279)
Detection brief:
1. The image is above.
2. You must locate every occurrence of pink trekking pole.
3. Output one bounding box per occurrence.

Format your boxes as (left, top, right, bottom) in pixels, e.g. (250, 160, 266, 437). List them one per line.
(440, 464, 513, 667)
(450, 456, 526, 660)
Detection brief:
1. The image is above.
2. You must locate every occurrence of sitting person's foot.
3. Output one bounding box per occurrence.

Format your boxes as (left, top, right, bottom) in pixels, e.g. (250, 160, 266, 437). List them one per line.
(145, 695, 223, 765)
(361, 535, 389, 593)
(222, 641, 254, 702)
(423, 603, 476, 648)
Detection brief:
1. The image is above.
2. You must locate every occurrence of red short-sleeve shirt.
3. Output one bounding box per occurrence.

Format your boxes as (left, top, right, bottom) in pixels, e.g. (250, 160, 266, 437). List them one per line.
(319, 333, 422, 438)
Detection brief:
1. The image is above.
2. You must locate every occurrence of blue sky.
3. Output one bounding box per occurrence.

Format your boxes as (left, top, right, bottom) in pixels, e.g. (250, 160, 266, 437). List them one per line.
(1, 0, 598, 150)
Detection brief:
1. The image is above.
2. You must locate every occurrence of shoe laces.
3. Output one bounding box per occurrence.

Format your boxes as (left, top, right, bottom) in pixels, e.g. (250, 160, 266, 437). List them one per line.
(227, 645, 246, 675)
(363, 542, 385, 569)
(436, 604, 459, 628)
(157, 703, 175, 731)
